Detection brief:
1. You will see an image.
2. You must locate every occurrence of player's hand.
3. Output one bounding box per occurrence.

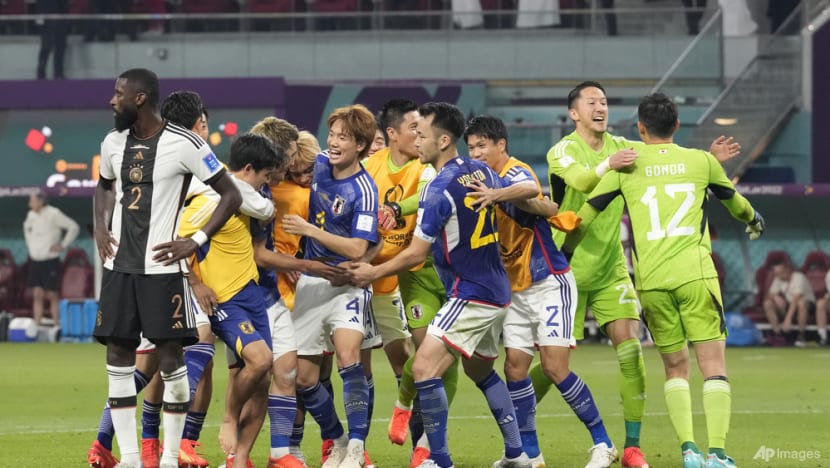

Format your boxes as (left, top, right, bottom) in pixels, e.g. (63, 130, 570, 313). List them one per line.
(94, 227, 118, 261)
(348, 262, 376, 288)
(286, 270, 301, 286)
(305, 260, 347, 283)
(190, 281, 218, 316)
(378, 204, 398, 231)
(282, 214, 314, 237)
(709, 135, 741, 163)
(465, 179, 498, 212)
(609, 149, 638, 170)
(152, 238, 198, 265)
(327, 261, 354, 287)
(746, 211, 765, 240)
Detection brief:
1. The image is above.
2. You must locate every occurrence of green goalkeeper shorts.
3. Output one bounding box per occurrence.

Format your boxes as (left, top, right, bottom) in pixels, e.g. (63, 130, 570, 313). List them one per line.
(398, 265, 446, 330)
(573, 269, 640, 340)
(639, 277, 727, 354)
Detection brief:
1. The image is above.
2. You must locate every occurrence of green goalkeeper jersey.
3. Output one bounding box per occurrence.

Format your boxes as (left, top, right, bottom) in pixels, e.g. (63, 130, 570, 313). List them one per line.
(566, 143, 756, 291)
(547, 131, 643, 288)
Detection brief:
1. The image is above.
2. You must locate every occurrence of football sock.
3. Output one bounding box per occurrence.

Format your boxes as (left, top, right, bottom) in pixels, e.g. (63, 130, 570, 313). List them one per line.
(268, 393, 297, 458)
(290, 398, 305, 448)
(508, 378, 539, 458)
(366, 374, 375, 434)
(616, 338, 646, 448)
(107, 364, 139, 465)
(556, 371, 612, 447)
(183, 343, 214, 402)
(478, 370, 524, 459)
(141, 400, 162, 439)
(665, 378, 695, 445)
(97, 368, 151, 448)
(415, 378, 452, 468)
(182, 411, 206, 441)
(298, 381, 344, 440)
(339, 363, 369, 440)
(528, 362, 554, 403)
(703, 376, 731, 454)
(160, 366, 189, 465)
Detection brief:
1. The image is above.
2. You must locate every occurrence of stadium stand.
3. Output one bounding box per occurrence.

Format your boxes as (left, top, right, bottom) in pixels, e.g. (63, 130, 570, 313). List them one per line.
(59, 248, 93, 300)
(800, 250, 830, 299)
(0, 248, 17, 312)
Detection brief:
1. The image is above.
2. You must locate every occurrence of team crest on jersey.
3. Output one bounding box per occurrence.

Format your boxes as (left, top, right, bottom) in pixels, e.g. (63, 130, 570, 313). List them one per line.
(410, 304, 422, 319)
(129, 166, 143, 183)
(332, 195, 346, 216)
(239, 321, 255, 335)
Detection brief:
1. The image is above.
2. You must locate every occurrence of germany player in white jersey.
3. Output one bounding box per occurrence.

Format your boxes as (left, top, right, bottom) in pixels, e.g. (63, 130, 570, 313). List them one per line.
(92, 68, 242, 468)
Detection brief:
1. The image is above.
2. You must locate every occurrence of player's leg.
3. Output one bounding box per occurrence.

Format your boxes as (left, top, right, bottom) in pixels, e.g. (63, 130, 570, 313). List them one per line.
(794, 298, 813, 347)
(93, 270, 143, 468)
(682, 278, 735, 468)
(31, 286, 45, 325)
(179, 320, 215, 468)
(139, 357, 163, 468)
(46, 289, 60, 325)
(762, 294, 786, 339)
(640, 288, 703, 468)
(590, 275, 648, 467)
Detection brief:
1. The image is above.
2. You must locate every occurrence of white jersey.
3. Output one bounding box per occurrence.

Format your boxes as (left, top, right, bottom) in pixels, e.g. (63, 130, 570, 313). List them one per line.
(99, 121, 224, 275)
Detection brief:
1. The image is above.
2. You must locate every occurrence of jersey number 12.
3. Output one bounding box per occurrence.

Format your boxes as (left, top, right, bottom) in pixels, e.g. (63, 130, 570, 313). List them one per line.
(640, 183, 696, 241)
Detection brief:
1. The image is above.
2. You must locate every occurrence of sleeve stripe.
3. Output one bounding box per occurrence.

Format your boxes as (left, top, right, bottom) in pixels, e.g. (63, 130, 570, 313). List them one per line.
(357, 174, 376, 212)
(165, 123, 204, 149)
(553, 140, 572, 159)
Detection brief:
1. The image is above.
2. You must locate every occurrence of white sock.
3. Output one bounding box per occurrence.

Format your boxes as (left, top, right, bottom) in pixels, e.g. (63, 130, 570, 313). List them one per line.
(159, 366, 190, 465)
(107, 364, 139, 465)
(819, 328, 828, 340)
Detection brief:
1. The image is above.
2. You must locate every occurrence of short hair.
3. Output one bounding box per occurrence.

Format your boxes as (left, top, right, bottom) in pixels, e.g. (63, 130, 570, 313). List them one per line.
(161, 90, 204, 130)
(638, 93, 679, 139)
(378, 98, 419, 137)
(249, 117, 299, 151)
(463, 115, 508, 149)
(567, 80, 606, 109)
(326, 104, 377, 159)
(228, 133, 285, 173)
(418, 102, 465, 144)
(118, 68, 160, 108)
(771, 258, 791, 268)
(295, 131, 321, 165)
(31, 190, 47, 204)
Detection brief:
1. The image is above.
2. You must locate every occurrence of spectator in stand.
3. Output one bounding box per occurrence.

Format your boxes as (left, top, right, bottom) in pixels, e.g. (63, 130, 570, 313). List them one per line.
(23, 191, 80, 326)
(36, 0, 69, 79)
(763, 259, 816, 347)
(814, 270, 830, 346)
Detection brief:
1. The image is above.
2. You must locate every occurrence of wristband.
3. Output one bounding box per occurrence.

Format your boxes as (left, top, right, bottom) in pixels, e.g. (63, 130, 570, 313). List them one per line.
(190, 230, 208, 247)
(594, 158, 611, 178)
(385, 202, 402, 219)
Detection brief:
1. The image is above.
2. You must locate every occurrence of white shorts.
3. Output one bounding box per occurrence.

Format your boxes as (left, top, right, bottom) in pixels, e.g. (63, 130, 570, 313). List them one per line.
(370, 288, 411, 346)
(268, 298, 298, 360)
(503, 273, 578, 354)
(426, 298, 506, 359)
(136, 290, 211, 354)
(293, 275, 372, 356)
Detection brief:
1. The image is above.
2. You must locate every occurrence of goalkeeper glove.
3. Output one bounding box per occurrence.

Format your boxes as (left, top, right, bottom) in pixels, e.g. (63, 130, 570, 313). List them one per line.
(385, 202, 402, 219)
(746, 211, 765, 240)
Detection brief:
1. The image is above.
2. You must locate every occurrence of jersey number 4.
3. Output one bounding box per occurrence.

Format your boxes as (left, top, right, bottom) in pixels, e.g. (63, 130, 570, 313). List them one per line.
(640, 183, 696, 241)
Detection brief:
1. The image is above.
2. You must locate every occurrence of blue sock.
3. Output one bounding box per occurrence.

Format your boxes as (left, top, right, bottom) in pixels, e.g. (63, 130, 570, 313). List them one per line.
(415, 378, 452, 467)
(141, 400, 162, 439)
(291, 399, 306, 447)
(477, 371, 523, 460)
(366, 375, 375, 434)
(298, 381, 344, 440)
(508, 377, 540, 458)
(321, 375, 335, 398)
(339, 363, 370, 440)
(182, 411, 206, 441)
(183, 343, 214, 402)
(556, 372, 612, 447)
(96, 369, 151, 449)
(409, 396, 424, 447)
(269, 394, 297, 450)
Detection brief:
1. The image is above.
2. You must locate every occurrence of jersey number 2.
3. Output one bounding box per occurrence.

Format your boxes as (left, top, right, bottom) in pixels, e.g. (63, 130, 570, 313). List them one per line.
(640, 183, 696, 241)
(463, 196, 498, 249)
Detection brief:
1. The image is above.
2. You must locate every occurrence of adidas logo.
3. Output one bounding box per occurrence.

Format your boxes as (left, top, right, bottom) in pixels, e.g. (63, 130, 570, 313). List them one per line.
(134, 151, 144, 160)
(172, 321, 183, 329)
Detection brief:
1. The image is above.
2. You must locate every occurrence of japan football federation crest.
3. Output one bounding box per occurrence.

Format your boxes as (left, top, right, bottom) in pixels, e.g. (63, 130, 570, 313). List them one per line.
(410, 304, 422, 319)
(332, 195, 346, 216)
(239, 321, 255, 335)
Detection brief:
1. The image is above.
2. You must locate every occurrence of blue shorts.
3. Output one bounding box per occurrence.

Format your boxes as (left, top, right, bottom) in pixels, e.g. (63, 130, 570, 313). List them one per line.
(210, 281, 272, 360)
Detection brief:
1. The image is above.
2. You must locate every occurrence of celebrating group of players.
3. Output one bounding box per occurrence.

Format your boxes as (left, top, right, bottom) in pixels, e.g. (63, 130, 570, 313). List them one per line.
(86, 67, 764, 468)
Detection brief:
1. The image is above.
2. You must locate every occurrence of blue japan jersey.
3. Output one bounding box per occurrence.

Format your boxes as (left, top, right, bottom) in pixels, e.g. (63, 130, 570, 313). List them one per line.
(305, 153, 379, 265)
(251, 184, 278, 300)
(414, 157, 510, 306)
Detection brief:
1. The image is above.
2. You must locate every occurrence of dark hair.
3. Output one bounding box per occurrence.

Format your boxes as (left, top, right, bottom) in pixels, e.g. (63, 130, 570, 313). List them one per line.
(567, 80, 606, 109)
(463, 115, 508, 151)
(418, 102, 465, 144)
(770, 258, 791, 268)
(228, 133, 285, 173)
(638, 93, 679, 139)
(379, 98, 419, 139)
(161, 91, 204, 130)
(118, 68, 160, 108)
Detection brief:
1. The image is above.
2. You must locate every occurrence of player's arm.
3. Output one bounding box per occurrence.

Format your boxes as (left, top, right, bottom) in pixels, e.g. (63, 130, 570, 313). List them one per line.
(349, 236, 431, 288)
(54, 209, 80, 250)
(235, 177, 274, 221)
(705, 153, 764, 239)
(281, 215, 371, 261)
(93, 142, 118, 260)
(561, 172, 622, 257)
(379, 165, 435, 230)
(185, 255, 218, 315)
(252, 236, 345, 282)
(465, 179, 539, 211)
(547, 141, 637, 194)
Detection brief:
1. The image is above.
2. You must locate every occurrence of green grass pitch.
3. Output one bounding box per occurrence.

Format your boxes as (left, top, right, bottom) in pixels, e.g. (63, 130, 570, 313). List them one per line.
(1, 342, 828, 467)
